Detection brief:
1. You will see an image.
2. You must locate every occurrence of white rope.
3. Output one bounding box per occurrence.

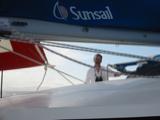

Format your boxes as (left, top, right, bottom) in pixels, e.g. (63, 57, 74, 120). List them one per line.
(53, 68, 84, 83)
(41, 41, 160, 62)
(55, 69, 74, 85)
(36, 65, 48, 91)
(1, 38, 160, 78)
(42, 45, 93, 68)
(0, 40, 84, 88)
(0, 42, 49, 91)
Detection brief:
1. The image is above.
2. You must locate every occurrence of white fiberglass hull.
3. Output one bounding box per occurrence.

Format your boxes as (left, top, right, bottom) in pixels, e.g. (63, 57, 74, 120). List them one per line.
(0, 77, 160, 119)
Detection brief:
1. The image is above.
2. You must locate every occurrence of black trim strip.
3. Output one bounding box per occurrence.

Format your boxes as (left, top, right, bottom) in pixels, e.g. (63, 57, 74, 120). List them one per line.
(62, 116, 160, 120)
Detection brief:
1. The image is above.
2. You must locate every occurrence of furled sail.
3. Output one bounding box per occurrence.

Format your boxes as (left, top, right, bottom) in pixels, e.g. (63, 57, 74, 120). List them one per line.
(1, 0, 160, 45)
(1, 0, 160, 32)
(112, 55, 160, 76)
(0, 39, 47, 70)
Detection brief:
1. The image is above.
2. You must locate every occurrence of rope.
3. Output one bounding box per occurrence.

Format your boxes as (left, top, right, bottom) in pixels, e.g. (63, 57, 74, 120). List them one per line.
(55, 69, 74, 85)
(41, 41, 160, 62)
(53, 68, 84, 83)
(3, 37, 159, 62)
(0, 40, 84, 88)
(36, 65, 48, 91)
(42, 45, 93, 68)
(41, 45, 119, 74)
(0, 42, 51, 90)
(1, 38, 160, 78)
(40, 43, 160, 77)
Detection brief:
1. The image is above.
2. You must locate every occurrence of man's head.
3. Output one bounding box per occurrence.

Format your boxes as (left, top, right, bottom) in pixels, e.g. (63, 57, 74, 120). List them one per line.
(94, 53, 102, 65)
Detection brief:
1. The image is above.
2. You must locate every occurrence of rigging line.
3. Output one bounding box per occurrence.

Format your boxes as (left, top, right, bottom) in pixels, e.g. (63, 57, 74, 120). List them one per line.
(54, 68, 84, 83)
(41, 41, 160, 62)
(0, 43, 50, 91)
(36, 66, 48, 91)
(8, 39, 160, 79)
(4, 36, 159, 62)
(42, 45, 93, 68)
(54, 69, 74, 85)
(0, 39, 84, 84)
(45, 64, 84, 84)
(1, 39, 115, 73)
(3, 38, 159, 78)
(41, 42, 158, 75)
(40, 43, 137, 75)
(42, 45, 118, 75)
(5, 37, 160, 78)
(15, 42, 84, 83)
(41, 42, 160, 77)
(6, 39, 160, 78)
(3, 36, 160, 78)
(0, 43, 76, 89)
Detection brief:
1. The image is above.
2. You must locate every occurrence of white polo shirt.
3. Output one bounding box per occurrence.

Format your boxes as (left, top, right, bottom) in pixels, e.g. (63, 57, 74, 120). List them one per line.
(85, 66, 115, 84)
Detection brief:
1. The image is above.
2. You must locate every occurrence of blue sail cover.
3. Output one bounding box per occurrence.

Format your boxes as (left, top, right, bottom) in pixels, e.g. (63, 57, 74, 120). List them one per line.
(113, 55, 160, 76)
(0, 0, 160, 32)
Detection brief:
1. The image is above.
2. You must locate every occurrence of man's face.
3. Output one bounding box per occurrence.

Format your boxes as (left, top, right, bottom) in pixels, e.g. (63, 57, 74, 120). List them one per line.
(94, 55, 102, 64)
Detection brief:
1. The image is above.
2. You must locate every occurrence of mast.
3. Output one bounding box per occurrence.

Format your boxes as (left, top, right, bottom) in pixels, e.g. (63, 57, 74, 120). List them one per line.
(1, 70, 3, 98)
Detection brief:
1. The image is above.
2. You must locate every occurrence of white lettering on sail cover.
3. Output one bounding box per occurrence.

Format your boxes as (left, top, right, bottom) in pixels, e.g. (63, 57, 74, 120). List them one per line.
(53, 1, 113, 21)
(70, 6, 113, 20)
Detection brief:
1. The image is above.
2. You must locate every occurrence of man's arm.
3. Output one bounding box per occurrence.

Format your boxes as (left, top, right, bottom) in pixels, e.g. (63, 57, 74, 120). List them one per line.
(107, 67, 121, 77)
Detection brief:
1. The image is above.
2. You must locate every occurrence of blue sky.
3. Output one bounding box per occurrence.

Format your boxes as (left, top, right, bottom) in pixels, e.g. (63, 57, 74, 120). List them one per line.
(2, 42, 160, 92)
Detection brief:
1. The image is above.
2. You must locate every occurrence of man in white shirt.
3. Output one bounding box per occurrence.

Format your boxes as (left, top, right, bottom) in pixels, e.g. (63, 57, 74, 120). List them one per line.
(85, 53, 120, 84)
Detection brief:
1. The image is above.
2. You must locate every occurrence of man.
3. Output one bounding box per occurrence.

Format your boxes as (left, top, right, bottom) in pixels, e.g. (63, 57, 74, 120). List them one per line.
(85, 53, 121, 84)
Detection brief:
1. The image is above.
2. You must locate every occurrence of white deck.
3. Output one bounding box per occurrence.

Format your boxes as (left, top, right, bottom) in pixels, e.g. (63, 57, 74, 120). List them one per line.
(0, 77, 160, 119)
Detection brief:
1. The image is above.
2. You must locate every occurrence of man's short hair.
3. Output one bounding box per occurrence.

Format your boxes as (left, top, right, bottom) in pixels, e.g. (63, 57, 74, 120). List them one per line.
(94, 53, 102, 61)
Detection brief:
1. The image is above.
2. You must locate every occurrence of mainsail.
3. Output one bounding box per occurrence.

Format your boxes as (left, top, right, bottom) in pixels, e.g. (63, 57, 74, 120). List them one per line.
(0, 39, 47, 70)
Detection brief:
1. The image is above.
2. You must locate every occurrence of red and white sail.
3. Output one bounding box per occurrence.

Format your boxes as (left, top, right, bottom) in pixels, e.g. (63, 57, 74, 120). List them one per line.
(0, 39, 47, 70)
